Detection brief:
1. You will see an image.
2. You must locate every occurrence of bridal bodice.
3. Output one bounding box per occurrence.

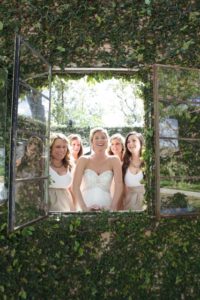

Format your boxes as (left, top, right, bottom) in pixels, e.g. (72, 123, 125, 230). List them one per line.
(82, 169, 113, 193)
(81, 169, 113, 208)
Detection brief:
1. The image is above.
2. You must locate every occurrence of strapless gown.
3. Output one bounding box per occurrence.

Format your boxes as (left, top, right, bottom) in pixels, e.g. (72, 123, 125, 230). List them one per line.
(81, 169, 113, 210)
(49, 167, 74, 212)
(124, 169, 145, 210)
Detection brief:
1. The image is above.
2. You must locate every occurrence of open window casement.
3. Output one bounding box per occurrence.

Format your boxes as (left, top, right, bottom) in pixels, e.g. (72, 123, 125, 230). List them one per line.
(8, 35, 52, 231)
(153, 64, 200, 218)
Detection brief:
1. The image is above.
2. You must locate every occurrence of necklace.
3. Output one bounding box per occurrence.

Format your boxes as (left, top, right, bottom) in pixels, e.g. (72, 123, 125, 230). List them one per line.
(51, 161, 63, 168)
(130, 160, 141, 168)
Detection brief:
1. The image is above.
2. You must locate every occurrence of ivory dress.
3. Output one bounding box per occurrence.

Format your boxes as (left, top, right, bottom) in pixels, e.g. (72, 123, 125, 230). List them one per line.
(124, 168, 145, 210)
(49, 166, 74, 212)
(81, 169, 113, 210)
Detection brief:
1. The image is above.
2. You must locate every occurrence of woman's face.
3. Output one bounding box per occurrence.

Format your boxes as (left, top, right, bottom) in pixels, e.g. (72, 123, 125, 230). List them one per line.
(92, 131, 108, 152)
(70, 139, 81, 156)
(127, 134, 141, 154)
(51, 138, 68, 161)
(27, 143, 37, 158)
(110, 138, 123, 157)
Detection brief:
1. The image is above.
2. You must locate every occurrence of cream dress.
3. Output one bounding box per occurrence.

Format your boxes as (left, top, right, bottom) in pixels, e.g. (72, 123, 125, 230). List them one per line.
(49, 166, 74, 212)
(124, 168, 145, 210)
(81, 169, 113, 210)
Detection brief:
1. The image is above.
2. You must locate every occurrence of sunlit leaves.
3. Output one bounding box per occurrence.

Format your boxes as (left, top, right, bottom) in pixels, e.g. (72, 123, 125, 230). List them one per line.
(1, 1, 200, 71)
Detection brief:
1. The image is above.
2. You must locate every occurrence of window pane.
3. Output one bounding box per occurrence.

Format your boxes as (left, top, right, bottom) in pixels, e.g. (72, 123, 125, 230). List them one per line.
(19, 40, 50, 97)
(159, 102, 200, 140)
(18, 84, 50, 133)
(160, 139, 200, 178)
(157, 66, 200, 103)
(15, 179, 47, 225)
(154, 64, 200, 217)
(0, 69, 7, 202)
(160, 178, 200, 214)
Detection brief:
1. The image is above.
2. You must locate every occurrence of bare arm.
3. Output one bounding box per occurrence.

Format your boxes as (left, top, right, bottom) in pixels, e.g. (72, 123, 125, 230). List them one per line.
(110, 157, 123, 211)
(71, 157, 88, 211)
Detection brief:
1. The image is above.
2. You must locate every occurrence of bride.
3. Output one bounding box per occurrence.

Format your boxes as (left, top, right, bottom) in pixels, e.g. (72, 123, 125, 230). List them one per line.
(72, 127, 123, 212)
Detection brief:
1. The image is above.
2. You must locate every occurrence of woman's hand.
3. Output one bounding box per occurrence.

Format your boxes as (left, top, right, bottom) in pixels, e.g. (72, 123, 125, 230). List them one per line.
(89, 204, 101, 211)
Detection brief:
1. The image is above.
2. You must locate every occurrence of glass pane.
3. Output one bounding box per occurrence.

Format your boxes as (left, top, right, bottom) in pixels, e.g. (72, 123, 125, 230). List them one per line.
(154, 64, 200, 216)
(160, 178, 200, 214)
(18, 83, 50, 136)
(159, 102, 200, 139)
(15, 179, 47, 225)
(157, 66, 200, 103)
(0, 69, 7, 203)
(19, 39, 50, 97)
(16, 136, 47, 179)
(14, 85, 50, 227)
(160, 139, 200, 178)
(9, 35, 51, 231)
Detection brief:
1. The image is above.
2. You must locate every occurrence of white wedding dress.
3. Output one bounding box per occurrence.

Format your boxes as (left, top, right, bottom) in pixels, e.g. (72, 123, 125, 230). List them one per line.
(81, 169, 113, 210)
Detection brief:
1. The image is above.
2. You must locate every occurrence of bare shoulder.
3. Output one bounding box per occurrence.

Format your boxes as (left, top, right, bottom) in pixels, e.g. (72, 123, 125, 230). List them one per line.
(79, 155, 89, 161)
(76, 155, 90, 167)
(108, 155, 121, 165)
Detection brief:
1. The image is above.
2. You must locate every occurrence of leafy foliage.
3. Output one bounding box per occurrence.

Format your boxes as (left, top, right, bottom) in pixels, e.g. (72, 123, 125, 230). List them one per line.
(51, 74, 144, 128)
(1, 1, 200, 74)
(1, 1, 200, 298)
(1, 203, 200, 299)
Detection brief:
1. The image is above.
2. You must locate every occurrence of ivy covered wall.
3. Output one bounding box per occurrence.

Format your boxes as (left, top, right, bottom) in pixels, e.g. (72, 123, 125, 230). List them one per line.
(1, 0, 200, 73)
(1, 1, 200, 298)
(1, 205, 200, 299)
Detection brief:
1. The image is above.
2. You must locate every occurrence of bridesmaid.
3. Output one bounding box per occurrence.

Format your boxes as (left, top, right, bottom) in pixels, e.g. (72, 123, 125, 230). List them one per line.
(68, 133, 84, 165)
(108, 133, 125, 162)
(49, 133, 75, 212)
(108, 133, 125, 210)
(122, 131, 146, 211)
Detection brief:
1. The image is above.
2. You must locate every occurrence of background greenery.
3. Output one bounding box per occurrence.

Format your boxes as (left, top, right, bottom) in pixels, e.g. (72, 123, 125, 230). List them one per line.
(1, 0, 200, 298)
(1, 204, 200, 299)
(1, 1, 200, 73)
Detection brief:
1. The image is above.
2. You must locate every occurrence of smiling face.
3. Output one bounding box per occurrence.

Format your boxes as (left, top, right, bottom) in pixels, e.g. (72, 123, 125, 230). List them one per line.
(91, 130, 108, 152)
(70, 138, 81, 156)
(51, 138, 68, 162)
(126, 134, 141, 155)
(110, 138, 123, 157)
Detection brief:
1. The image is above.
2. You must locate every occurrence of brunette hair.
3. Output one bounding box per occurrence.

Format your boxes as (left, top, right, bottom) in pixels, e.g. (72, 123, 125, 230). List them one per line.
(122, 131, 145, 181)
(68, 133, 83, 158)
(50, 132, 72, 170)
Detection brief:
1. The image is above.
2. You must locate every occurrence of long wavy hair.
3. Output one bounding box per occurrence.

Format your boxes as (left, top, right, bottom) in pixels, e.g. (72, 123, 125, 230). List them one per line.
(17, 136, 44, 173)
(122, 131, 145, 182)
(50, 133, 72, 171)
(68, 133, 83, 158)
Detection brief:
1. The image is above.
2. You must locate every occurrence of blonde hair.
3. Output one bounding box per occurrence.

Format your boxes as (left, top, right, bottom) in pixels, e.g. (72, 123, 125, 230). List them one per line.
(50, 133, 71, 170)
(89, 127, 109, 144)
(108, 133, 125, 156)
